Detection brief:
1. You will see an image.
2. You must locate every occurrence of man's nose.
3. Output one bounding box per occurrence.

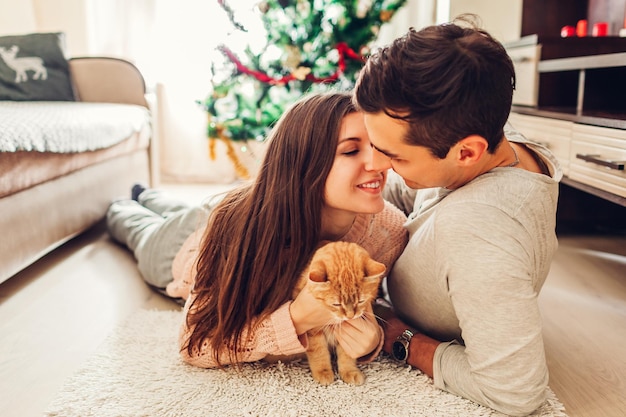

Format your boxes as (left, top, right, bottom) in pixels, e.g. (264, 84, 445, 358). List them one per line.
(367, 147, 392, 171)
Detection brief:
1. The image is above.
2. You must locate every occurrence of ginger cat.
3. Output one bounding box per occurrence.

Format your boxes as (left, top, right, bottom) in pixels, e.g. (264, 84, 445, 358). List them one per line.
(270, 241, 386, 386)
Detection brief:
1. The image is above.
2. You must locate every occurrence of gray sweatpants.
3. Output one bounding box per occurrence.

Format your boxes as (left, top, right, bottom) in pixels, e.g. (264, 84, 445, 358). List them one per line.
(106, 189, 209, 291)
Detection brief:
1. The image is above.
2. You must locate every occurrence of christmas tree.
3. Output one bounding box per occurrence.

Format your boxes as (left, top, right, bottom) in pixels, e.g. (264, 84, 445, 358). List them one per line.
(200, 0, 407, 178)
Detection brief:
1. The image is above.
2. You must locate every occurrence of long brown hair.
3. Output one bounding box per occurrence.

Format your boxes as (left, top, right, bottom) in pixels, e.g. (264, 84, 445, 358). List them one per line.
(185, 91, 357, 365)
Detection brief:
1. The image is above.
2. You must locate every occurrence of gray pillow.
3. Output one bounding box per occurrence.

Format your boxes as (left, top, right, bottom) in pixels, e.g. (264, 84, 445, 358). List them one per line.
(0, 32, 75, 101)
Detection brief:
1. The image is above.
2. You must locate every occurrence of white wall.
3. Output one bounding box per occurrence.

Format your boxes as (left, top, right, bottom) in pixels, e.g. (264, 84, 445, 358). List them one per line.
(446, 0, 523, 43)
(377, 0, 437, 46)
(375, 0, 523, 46)
(0, 0, 37, 34)
(1, 0, 522, 63)
(0, 0, 89, 55)
(31, 0, 89, 55)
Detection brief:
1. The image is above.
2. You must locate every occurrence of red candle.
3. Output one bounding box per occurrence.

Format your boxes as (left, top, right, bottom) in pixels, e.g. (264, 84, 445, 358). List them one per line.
(576, 19, 588, 37)
(592, 22, 608, 36)
(561, 25, 576, 37)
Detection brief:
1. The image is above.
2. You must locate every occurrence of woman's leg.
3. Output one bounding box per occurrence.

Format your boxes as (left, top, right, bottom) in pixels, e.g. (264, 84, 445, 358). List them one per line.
(107, 200, 207, 290)
(107, 200, 163, 254)
(136, 188, 190, 217)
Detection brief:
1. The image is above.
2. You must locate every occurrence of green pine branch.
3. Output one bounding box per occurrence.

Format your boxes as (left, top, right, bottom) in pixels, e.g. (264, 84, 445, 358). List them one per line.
(200, 0, 407, 142)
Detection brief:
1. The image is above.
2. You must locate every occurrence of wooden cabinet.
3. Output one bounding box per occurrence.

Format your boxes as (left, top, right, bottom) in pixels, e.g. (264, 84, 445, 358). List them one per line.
(506, 49, 626, 207)
(507, 37, 626, 113)
(507, 42, 541, 107)
(507, 112, 626, 207)
(520, 0, 588, 39)
(570, 124, 626, 199)
(505, 0, 626, 209)
(507, 112, 573, 175)
(520, 0, 625, 39)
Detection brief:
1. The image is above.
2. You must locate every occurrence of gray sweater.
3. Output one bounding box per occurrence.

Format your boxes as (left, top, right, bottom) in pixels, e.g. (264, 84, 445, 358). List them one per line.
(383, 131, 562, 416)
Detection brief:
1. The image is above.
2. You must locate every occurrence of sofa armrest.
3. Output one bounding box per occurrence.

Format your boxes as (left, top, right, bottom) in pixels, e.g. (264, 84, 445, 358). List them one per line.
(69, 57, 148, 108)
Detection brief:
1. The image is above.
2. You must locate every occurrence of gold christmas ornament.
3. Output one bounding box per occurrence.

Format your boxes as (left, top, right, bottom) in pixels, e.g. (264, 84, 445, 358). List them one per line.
(380, 10, 393, 22)
(292, 66, 312, 80)
(283, 44, 302, 70)
(257, 1, 269, 14)
(209, 123, 251, 179)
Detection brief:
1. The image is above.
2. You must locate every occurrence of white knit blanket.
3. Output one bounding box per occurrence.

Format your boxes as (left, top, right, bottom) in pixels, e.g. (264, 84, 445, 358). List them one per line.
(44, 309, 568, 417)
(0, 101, 150, 152)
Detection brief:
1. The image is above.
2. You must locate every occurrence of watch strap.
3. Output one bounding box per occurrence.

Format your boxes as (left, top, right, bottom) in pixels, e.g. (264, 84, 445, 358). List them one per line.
(400, 329, 414, 340)
(392, 329, 414, 362)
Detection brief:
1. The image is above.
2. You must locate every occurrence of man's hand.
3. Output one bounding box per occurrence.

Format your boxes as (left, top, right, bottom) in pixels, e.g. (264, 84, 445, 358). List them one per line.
(373, 301, 438, 377)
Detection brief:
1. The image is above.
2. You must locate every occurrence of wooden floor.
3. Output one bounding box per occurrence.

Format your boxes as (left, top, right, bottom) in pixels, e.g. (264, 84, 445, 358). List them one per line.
(0, 184, 625, 417)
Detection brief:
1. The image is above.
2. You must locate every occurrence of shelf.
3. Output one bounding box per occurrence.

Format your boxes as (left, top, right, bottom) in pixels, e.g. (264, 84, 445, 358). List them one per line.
(526, 50, 626, 117)
(561, 177, 626, 207)
(538, 52, 626, 72)
(511, 106, 626, 129)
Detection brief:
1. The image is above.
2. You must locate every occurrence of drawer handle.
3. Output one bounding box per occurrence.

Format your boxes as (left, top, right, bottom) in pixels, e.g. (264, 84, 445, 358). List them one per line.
(576, 153, 625, 170)
(511, 56, 532, 64)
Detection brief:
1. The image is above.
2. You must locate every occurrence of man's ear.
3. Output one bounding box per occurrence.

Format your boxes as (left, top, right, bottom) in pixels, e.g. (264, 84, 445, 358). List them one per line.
(455, 135, 489, 166)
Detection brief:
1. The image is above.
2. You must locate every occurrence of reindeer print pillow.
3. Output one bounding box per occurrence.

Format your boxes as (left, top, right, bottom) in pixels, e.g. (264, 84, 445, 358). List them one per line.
(0, 32, 75, 101)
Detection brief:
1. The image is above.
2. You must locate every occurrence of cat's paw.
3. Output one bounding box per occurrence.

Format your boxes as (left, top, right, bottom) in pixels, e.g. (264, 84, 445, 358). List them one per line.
(312, 368, 335, 385)
(339, 369, 365, 386)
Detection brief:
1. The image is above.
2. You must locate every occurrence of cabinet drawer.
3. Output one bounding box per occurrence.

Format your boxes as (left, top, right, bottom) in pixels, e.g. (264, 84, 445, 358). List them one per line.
(508, 112, 572, 175)
(507, 45, 541, 107)
(570, 124, 626, 198)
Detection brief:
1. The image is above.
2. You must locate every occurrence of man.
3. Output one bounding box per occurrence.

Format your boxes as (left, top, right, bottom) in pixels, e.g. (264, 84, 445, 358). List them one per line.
(354, 16, 562, 416)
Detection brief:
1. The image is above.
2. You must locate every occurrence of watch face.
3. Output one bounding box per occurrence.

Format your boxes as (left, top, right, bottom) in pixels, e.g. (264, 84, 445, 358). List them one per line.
(392, 340, 408, 361)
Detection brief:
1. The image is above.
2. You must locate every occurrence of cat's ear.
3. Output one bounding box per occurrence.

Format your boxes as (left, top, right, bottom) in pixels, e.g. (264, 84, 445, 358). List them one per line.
(308, 270, 328, 283)
(365, 259, 386, 280)
(308, 259, 328, 283)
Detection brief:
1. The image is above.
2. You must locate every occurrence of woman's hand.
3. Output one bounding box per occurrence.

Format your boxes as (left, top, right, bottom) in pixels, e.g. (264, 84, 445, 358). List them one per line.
(289, 284, 335, 335)
(334, 315, 382, 359)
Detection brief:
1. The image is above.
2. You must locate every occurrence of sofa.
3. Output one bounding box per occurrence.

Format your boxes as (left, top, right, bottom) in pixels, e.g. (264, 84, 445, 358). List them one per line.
(0, 33, 154, 284)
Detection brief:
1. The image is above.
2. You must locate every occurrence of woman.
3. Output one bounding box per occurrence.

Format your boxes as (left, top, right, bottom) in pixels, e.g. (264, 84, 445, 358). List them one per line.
(107, 91, 408, 369)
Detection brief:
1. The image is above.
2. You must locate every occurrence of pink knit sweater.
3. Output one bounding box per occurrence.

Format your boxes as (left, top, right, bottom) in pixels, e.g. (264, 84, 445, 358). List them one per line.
(172, 200, 408, 368)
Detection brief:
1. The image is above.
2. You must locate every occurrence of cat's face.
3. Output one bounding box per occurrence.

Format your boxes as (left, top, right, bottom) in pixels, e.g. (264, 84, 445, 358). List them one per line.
(307, 242, 386, 321)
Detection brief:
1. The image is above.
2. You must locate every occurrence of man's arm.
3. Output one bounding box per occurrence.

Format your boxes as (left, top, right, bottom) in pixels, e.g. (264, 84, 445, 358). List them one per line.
(374, 301, 438, 377)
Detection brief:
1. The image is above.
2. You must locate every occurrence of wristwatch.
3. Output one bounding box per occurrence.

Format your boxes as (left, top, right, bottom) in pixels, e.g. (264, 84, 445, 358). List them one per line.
(391, 329, 414, 362)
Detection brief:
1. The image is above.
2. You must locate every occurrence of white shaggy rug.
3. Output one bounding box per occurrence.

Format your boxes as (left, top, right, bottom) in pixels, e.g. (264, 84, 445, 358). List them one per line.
(44, 309, 568, 417)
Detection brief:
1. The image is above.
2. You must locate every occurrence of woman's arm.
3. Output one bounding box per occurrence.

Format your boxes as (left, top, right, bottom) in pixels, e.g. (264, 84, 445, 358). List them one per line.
(179, 301, 307, 368)
(179, 282, 341, 368)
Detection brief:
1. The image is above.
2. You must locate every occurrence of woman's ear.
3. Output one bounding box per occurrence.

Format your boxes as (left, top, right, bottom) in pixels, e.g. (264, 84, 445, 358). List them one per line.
(455, 135, 489, 166)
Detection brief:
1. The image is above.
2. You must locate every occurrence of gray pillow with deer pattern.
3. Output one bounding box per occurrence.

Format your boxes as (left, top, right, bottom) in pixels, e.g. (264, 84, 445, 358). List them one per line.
(0, 32, 75, 101)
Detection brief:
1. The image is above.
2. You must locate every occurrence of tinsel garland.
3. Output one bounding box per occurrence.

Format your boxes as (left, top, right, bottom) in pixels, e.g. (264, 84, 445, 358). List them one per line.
(218, 41, 363, 85)
(209, 123, 252, 179)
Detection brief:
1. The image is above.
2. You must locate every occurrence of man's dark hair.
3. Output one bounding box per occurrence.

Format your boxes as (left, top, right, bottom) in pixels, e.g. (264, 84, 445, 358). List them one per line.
(354, 14, 516, 158)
